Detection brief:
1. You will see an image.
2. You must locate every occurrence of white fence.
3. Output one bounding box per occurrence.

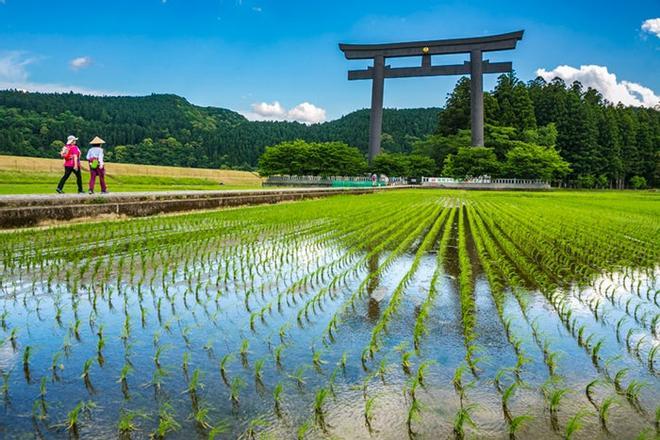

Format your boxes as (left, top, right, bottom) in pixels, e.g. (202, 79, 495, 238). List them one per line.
(422, 176, 550, 189)
(264, 175, 409, 187)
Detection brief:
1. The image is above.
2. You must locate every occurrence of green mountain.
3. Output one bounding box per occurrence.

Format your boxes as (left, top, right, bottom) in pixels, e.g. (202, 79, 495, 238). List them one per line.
(0, 91, 439, 169)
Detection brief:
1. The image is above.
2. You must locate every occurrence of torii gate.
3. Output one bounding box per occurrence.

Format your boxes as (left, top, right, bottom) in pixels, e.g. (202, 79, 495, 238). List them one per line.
(339, 30, 524, 163)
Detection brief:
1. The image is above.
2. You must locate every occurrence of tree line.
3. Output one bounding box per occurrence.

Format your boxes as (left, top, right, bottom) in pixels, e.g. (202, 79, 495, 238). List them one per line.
(259, 75, 658, 188)
(0, 90, 437, 170)
(0, 75, 658, 187)
(428, 74, 659, 188)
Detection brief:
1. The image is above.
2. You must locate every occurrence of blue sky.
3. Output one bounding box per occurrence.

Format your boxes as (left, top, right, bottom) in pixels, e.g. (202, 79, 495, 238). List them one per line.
(0, 0, 658, 122)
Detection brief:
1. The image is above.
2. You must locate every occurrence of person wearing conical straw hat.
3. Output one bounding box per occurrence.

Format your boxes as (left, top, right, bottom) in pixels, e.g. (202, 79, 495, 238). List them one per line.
(86, 136, 108, 194)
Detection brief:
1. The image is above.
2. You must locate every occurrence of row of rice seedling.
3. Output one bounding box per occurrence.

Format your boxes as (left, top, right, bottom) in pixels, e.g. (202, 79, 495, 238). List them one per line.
(456, 204, 480, 376)
(472, 200, 657, 435)
(321, 202, 441, 345)
(412, 207, 456, 351)
(481, 201, 657, 370)
(365, 205, 448, 359)
(0, 189, 657, 439)
(466, 204, 538, 436)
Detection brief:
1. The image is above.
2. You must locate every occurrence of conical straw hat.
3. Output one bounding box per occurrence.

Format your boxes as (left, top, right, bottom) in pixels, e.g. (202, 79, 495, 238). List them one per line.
(89, 136, 106, 145)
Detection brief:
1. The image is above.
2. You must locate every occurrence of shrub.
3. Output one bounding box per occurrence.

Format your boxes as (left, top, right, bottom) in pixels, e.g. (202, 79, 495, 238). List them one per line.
(629, 175, 647, 190)
(442, 147, 501, 179)
(503, 142, 571, 181)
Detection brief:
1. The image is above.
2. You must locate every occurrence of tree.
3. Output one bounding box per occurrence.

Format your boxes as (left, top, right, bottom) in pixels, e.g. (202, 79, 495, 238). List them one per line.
(503, 143, 571, 181)
(442, 147, 501, 179)
(520, 123, 557, 147)
(371, 153, 409, 176)
(493, 74, 517, 127)
(406, 154, 437, 177)
(528, 77, 567, 128)
(412, 130, 470, 171)
(258, 140, 367, 176)
(597, 107, 623, 188)
(437, 77, 471, 135)
(556, 82, 599, 178)
(511, 82, 537, 130)
(493, 73, 536, 131)
(484, 125, 522, 160)
(258, 140, 312, 176)
(318, 141, 368, 176)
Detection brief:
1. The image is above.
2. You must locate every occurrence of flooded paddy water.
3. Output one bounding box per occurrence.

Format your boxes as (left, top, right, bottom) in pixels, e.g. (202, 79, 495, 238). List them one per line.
(0, 189, 658, 439)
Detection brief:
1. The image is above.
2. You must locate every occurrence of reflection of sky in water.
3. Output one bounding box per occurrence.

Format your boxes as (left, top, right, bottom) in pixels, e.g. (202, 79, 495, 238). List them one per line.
(0, 340, 17, 371)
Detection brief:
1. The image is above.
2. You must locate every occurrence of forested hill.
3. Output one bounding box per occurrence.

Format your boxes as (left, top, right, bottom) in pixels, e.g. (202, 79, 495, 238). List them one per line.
(0, 91, 440, 168)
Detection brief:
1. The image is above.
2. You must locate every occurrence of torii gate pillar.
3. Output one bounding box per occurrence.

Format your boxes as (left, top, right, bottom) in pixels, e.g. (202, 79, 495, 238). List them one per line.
(369, 55, 385, 160)
(340, 31, 524, 163)
(470, 50, 484, 147)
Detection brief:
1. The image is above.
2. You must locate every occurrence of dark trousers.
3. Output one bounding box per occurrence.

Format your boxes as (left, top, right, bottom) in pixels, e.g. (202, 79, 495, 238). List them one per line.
(57, 166, 82, 192)
(89, 167, 107, 192)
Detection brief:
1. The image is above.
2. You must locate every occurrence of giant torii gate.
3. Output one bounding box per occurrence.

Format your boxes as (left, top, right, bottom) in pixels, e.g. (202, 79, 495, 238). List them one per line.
(339, 30, 524, 163)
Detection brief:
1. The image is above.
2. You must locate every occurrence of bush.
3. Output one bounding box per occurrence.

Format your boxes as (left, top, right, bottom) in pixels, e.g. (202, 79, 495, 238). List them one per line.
(629, 175, 647, 190)
(577, 174, 596, 189)
(503, 143, 571, 182)
(442, 147, 501, 179)
(595, 174, 609, 189)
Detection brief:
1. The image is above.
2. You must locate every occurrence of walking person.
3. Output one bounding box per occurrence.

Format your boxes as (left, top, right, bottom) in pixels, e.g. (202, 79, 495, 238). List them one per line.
(87, 136, 108, 194)
(56, 135, 83, 194)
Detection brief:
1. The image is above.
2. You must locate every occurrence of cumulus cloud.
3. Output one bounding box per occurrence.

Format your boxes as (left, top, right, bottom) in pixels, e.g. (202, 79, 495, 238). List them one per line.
(536, 64, 660, 108)
(0, 52, 121, 96)
(251, 101, 286, 118)
(246, 101, 327, 124)
(287, 102, 327, 124)
(70, 56, 92, 70)
(641, 18, 660, 38)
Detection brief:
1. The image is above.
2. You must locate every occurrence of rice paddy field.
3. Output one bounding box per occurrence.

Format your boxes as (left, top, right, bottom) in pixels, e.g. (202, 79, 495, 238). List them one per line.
(0, 189, 658, 439)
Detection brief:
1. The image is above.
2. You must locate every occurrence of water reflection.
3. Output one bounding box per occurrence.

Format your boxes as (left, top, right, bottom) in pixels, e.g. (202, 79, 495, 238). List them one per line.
(367, 251, 382, 322)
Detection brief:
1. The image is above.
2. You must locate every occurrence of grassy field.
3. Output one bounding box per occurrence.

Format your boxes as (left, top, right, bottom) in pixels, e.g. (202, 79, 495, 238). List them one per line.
(1, 189, 658, 438)
(0, 154, 263, 194)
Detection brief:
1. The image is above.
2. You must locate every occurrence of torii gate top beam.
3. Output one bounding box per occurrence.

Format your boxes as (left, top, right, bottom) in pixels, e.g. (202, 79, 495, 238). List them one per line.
(339, 30, 524, 60)
(339, 30, 524, 163)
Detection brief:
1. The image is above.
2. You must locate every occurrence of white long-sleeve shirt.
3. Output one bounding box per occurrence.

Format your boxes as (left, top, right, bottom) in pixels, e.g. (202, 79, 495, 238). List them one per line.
(86, 147, 104, 168)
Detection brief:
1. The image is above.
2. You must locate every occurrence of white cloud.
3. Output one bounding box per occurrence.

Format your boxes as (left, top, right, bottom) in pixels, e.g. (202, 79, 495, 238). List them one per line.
(246, 101, 327, 124)
(252, 6, 262, 12)
(536, 64, 660, 108)
(641, 18, 660, 38)
(0, 52, 121, 96)
(287, 102, 326, 124)
(0, 52, 33, 82)
(251, 101, 286, 118)
(69, 56, 92, 70)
